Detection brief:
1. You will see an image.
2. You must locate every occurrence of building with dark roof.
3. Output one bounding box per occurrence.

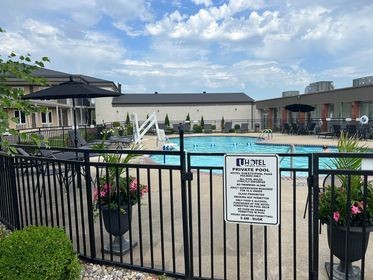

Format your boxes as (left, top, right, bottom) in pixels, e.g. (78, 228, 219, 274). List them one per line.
(4, 67, 118, 129)
(96, 92, 258, 130)
(256, 79, 373, 132)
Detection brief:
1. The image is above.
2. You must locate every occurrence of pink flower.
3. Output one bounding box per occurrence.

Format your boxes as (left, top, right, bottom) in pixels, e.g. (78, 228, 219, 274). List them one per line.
(140, 185, 149, 196)
(100, 191, 107, 198)
(333, 211, 340, 222)
(103, 183, 111, 192)
(351, 205, 361, 215)
(130, 179, 138, 192)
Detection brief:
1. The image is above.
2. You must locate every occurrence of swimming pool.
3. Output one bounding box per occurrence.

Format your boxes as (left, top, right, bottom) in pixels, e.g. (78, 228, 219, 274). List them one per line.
(151, 136, 335, 169)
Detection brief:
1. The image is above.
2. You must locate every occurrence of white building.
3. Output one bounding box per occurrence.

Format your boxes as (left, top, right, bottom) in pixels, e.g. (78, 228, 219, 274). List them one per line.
(96, 92, 259, 130)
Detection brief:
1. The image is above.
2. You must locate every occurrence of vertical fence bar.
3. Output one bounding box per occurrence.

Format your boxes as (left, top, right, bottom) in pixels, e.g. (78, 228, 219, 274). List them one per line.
(312, 154, 319, 279)
(9, 156, 20, 229)
(84, 151, 96, 259)
(179, 125, 192, 280)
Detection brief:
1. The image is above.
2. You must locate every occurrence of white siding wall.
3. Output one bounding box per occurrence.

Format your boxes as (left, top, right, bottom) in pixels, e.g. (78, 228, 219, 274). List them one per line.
(96, 98, 260, 129)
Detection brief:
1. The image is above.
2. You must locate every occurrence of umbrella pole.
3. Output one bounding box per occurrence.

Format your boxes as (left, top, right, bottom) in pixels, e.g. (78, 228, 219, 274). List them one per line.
(72, 98, 78, 148)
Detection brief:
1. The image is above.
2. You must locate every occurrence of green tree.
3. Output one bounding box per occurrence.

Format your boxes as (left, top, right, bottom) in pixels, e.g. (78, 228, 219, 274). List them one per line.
(165, 114, 170, 127)
(186, 113, 190, 122)
(200, 116, 204, 128)
(0, 28, 49, 153)
(125, 112, 130, 125)
(146, 113, 149, 120)
(221, 116, 225, 130)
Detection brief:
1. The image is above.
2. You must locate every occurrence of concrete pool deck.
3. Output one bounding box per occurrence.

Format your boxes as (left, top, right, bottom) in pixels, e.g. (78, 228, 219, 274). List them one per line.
(139, 132, 373, 151)
(133, 132, 373, 279)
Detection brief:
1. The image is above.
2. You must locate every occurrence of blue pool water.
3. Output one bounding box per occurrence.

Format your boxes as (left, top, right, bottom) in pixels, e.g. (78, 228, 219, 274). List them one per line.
(151, 136, 336, 170)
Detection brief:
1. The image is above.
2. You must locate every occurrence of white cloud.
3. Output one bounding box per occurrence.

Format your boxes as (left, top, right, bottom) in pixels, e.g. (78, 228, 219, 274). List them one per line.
(191, 0, 212, 7)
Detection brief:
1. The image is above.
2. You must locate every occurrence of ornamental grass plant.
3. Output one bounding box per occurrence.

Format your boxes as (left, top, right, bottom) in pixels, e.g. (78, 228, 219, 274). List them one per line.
(319, 132, 373, 227)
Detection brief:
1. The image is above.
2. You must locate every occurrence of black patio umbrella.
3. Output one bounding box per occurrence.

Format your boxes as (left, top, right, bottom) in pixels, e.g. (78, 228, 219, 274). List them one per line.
(285, 103, 315, 113)
(23, 76, 121, 147)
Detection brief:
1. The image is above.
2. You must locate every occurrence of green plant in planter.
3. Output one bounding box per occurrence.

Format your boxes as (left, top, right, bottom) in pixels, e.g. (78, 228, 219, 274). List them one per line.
(319, 132, 373, 227)
(319, 132, 373, 278)
(0, 226, 81, 280)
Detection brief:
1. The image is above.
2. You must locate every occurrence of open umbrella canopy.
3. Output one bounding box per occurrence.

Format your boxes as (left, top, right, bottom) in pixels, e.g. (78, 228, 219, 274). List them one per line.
(21, 76, 120, 148)
(22, 76, 120, 100)
(285, 103, 315, 112)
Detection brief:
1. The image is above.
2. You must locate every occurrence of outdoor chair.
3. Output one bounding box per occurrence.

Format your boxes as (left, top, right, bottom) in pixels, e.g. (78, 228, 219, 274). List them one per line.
(184, 123, 191, 133)
(306, 123, 316, 134)
(238, 123, 249, 133)
(222, 122, 232, 133)
(203, 124, 213, 133)
(158, 123, 166, 130)
(358, 124, 371, 139)
(290, 123, 298, 134)
(172, 124, 180, 133)
(282, 123, 291, 134)
(345, 124, 357, 137)
(69, 130, 108, 148)
(332, 124, 342, 138)
(16, 148, 69, 196)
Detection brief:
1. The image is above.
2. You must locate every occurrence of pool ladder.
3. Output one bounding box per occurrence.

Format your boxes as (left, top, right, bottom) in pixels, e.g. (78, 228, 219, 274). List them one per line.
(258, 129, 273, 140)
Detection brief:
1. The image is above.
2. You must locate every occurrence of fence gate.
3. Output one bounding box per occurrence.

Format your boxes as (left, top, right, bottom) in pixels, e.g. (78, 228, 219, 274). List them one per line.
(185, 152, 313, 279)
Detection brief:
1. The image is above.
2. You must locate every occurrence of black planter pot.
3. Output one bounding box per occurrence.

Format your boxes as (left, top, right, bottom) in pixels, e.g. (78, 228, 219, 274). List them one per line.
(101, 204, 130, 236)
(326, 225, 373, 279)
(100, 204, 137, 255)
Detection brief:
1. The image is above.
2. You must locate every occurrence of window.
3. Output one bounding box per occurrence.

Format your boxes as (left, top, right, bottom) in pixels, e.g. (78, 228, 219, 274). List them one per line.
(41, 111, 52, 124)
(14, 110, 26, 124)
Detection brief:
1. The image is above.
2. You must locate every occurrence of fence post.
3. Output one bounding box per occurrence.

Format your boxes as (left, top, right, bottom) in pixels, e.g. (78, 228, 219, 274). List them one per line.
(8, 157, 20, 229)
(311, 154, 319, 279)
(179, 124, 192, 279)
(84, 150, 96, 259)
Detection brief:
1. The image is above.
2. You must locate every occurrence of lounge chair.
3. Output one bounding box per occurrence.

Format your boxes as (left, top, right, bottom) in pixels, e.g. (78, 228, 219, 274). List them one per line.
(16, 148, 69, 195)
(238, 123, 249, 133)
(203, 124, 212, 133)
(172, 124, 180, 133)
(222, 122, 232, 133)
(69, 130, 108, 148)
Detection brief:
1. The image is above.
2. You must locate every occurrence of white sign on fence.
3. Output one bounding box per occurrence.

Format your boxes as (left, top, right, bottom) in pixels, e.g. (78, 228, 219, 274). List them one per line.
(224, 154, 280, 226)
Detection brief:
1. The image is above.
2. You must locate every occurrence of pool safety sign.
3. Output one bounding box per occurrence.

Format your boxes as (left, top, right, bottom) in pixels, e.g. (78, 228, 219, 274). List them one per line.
(224, 154, 280, 226)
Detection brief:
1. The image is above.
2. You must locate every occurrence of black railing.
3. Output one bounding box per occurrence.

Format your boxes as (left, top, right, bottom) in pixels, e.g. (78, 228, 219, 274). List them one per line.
(1, 135, 373, 279)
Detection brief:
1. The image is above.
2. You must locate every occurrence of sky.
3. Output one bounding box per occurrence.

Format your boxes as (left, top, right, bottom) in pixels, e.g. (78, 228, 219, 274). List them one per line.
(1, 0, 373, 100)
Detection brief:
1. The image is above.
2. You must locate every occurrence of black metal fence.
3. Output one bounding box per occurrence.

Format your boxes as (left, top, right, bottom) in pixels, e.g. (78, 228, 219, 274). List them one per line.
(0, 133, 373, 279)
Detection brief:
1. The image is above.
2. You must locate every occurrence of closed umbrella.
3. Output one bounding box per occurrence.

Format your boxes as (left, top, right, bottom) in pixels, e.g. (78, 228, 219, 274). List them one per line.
(22, 76, 121, 147)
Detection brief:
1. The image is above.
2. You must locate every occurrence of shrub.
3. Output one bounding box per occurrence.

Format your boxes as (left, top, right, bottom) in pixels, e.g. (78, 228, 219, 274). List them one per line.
(165, 114, 170, 127)
(211, 125, 216, 130)
(125, 123, 134, 135)
(125, 112, 131, 125)
(186, 113, 190, 122)
(221, 116, 225, 130)
(193, 124, 203, 133)
(229, 128, 235, 133)
(112, 121, 121, 128)
(0, 226, 81, 280)
(234, 124, 240, 130)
